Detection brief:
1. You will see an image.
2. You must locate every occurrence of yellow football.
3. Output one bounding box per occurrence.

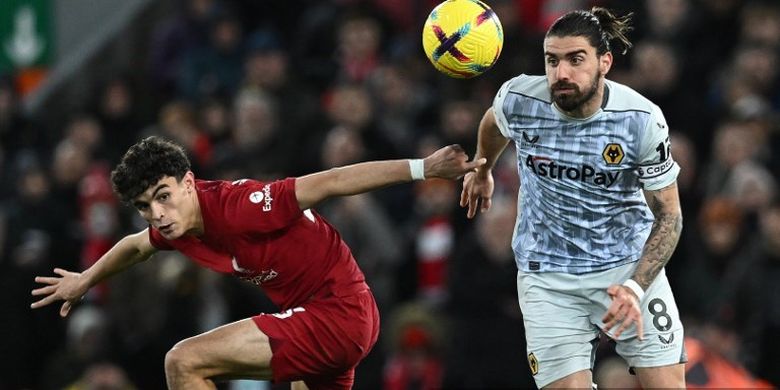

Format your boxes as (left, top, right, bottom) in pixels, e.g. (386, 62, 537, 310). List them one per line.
(422, 0, 504, 78)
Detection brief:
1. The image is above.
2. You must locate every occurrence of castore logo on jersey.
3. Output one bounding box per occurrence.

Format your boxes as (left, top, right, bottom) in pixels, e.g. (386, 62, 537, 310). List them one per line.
(522, 131, 540, 145)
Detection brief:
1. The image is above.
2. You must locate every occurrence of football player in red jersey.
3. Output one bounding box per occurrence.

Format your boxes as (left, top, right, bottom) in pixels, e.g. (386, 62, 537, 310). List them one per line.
(31, 136, 485, 390)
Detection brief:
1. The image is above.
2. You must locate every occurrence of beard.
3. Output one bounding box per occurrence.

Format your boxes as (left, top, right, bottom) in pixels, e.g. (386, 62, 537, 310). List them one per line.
(550, 71, 601, 112)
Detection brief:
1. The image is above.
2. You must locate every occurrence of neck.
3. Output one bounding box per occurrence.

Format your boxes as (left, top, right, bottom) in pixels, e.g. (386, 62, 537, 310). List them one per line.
(186, 188, 205, 236)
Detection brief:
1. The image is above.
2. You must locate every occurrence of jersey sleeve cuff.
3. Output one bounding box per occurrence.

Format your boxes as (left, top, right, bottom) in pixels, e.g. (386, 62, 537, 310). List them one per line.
(640, 162, 680, 191)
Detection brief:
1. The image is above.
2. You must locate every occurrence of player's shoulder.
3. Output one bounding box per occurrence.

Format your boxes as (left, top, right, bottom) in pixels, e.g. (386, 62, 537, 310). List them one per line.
(603, 79, 658, 116)
(202, 177, 296, 208)
(196, 178, 261, 204)
(498, 74, 550, 103)
(197, 178, 233, 196)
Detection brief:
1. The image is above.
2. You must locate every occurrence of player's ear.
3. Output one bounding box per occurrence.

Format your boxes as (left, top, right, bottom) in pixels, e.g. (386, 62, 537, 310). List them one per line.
(600, 51, 613, 75)
(182, 171, 196, 191)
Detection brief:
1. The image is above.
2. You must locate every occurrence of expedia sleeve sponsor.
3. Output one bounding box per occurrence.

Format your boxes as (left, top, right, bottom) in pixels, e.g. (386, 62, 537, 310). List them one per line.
(261, 183, 273, 211)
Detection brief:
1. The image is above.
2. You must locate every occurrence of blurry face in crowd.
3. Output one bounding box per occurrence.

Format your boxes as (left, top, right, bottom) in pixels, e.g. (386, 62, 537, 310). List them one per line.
(646, 0, 688, 35)
(544, 35, 611, 116)
(132, 173, 199, 240)
(734, 46, 778, 92)
(234, 92, 277, 147)
(442, 101, 479, 140)
(20, 169, 50, 201)
(634, 42, 678, 92)
(212, 18, 242, 52)
(339, 18, 380, 59)
(52, 141, 90, 186)
(741, 5, 780, 47)
(102, 80, 132, 117)
(321, 126, 365, 168)
(713, 123, 754, 167)
(373, 66, 411, 109)
(67, 117, 102, 150)
(188, 0, 214, 19)
(702, 222, 740, 255)
(201, 100, 230, 138)
(245, 51, 287, 89)
(329, 86, 373, 129)
(760, 206, 780, 253)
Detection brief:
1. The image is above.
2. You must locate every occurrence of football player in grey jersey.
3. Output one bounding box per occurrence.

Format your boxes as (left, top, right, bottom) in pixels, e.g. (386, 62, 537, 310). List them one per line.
(461, 7, 686, 389)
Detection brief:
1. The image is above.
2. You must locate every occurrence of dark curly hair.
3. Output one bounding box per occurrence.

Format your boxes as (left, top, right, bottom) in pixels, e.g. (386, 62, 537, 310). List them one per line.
(111, 136, 191, 203)
(547, 7, 634, 55)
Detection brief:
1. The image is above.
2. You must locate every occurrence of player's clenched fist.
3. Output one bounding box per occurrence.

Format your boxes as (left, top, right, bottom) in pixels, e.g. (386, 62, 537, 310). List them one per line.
(424, 144, 486, 180)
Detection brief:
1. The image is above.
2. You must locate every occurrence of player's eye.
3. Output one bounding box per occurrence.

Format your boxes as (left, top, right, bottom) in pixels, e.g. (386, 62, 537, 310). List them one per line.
(546, 57, 558, 66)
(136, 204, 149, 212)
(158, 193, 170, 202)
(571, 56, 583, 65)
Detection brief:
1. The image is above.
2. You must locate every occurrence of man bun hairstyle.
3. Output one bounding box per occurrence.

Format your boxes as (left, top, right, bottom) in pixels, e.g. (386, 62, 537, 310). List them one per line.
(111, 136, 191, 203)
(547, 7, 634, 55)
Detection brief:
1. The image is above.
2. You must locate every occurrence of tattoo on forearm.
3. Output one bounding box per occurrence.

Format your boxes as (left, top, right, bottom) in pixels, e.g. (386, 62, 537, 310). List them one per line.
(632, 196, 683, 291)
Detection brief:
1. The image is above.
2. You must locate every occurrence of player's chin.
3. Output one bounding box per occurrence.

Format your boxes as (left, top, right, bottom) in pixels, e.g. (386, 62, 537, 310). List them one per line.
(160, 227, 182, 240)
(553, 96, 580, 111)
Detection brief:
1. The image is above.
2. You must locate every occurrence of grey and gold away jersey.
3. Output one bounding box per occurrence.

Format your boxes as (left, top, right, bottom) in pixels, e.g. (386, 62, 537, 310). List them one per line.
(493, 74, 679, 274)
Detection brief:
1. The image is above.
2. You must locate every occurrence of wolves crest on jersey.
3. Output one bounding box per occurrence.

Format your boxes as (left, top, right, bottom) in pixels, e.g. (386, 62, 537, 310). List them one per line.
(602, 143, 624, 165)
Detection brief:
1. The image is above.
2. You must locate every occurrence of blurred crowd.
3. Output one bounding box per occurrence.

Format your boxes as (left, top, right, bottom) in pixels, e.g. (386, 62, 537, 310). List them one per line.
(1, 0, 779, 389)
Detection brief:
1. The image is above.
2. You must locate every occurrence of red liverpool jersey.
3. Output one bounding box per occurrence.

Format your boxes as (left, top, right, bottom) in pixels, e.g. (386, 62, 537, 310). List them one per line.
(148, 178, 368, 310)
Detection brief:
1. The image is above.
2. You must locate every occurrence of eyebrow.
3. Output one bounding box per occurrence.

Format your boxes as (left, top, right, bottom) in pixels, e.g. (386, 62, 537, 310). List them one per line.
(545, 49, 588, 58)
(133, 184, 169, 208)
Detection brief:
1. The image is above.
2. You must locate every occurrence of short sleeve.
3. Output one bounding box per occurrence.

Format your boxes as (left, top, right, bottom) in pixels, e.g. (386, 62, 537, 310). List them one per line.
(492, 77, 516, 139)
(148, 227, 174, 250)
(636, 105, 680, 190)
(221, 177, 303, 233)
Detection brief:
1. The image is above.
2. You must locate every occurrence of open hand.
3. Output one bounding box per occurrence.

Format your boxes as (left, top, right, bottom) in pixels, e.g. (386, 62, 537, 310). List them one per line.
(459, 170, 494, 219)
(31, 268, 87, 317)
(602, 284, 644, 340)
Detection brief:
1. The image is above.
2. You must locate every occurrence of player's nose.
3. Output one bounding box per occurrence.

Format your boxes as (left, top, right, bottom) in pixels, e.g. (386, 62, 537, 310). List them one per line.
(555, 62, 572, 81)
(150, 203, 165, 220)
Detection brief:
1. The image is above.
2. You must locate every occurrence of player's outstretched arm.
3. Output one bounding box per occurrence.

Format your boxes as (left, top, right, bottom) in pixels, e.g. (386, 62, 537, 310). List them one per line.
(31, 229, 158, 317)
(295, 144, 485, 210)
(460, 108, 510, 218)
